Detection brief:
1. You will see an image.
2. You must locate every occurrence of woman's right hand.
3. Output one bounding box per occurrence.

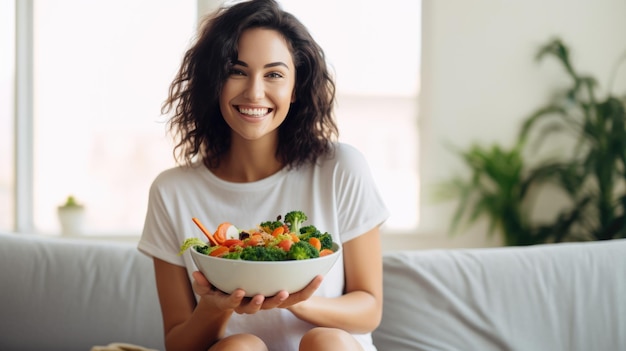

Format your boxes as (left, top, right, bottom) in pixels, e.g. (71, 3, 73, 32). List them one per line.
(192, 271, 248, 310)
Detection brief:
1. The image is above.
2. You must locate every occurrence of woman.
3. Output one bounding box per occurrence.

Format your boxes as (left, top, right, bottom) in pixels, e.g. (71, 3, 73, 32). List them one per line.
(138, 0, 389, 350)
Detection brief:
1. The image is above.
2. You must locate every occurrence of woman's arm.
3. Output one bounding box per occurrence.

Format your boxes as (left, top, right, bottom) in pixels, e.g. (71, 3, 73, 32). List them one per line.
(287, 226, 384, 333)
(154, 258, 234, 351)
(154, 257, 325, 351)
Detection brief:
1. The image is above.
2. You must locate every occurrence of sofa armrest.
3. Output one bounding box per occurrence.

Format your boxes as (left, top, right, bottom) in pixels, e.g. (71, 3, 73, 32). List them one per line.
(0, 233, 164, 351)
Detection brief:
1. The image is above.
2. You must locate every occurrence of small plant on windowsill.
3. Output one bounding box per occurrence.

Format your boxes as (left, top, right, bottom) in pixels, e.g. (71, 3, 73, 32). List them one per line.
(57, 195, 85, 236)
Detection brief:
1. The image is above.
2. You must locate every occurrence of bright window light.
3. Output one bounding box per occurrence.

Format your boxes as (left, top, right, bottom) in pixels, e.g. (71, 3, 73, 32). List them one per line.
(281, 0, 422, 231)
(0, 0, 15, 231)
(32, 0, 196, 234)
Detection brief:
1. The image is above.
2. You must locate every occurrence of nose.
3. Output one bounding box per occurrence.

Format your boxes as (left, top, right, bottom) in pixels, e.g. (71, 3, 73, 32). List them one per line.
(244, 75, 265, 101)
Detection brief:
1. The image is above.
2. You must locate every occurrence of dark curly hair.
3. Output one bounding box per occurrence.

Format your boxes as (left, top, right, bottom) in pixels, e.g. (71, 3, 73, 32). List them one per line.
(163, 0, 338, 169)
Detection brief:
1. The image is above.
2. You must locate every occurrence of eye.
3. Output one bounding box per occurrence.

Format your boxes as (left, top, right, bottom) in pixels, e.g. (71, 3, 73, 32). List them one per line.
(228, 68, 246, 76)
(266, 72, 284, 79)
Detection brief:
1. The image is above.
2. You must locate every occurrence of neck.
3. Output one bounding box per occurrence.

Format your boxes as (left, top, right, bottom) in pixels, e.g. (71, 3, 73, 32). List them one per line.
(212, 136, 283, 183)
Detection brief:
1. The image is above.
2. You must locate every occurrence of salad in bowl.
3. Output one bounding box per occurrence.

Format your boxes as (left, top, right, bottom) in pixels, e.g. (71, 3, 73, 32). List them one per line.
(179, 211, 341, 296)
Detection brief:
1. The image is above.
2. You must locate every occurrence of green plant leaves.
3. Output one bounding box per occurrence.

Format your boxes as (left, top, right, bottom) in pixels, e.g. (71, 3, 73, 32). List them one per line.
(439, 37, 626, 245)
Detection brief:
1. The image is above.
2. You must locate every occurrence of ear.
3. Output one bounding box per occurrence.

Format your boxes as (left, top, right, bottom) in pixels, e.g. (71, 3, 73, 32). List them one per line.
(291, 88, 296, 103)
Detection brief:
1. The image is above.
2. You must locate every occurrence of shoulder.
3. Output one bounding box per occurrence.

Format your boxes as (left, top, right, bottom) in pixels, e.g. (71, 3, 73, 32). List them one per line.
(150, 162, 205, 192)
(307, 143, 377, 190)
(333, 142, 364, 159)
(319, 142, 372, 172)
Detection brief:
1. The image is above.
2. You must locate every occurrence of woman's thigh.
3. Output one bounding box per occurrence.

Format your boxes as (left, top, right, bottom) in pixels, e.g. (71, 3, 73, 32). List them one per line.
(209, 333, 268, 351)
(299, 327, 364, 351)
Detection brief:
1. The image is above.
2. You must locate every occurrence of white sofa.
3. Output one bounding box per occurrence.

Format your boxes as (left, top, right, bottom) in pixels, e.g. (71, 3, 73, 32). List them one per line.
(1, 231, 624, 351)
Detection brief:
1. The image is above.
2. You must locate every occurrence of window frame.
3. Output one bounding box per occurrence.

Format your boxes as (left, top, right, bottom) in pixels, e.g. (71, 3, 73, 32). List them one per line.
(15, 0, 35, 233)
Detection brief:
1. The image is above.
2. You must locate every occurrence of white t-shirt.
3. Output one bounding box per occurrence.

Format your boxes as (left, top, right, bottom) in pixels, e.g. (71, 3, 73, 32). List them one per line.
(138, 143, 389, 351)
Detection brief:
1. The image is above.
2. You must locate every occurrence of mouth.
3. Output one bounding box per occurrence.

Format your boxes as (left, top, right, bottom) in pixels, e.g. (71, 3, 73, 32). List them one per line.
(236, 106, 273, 117)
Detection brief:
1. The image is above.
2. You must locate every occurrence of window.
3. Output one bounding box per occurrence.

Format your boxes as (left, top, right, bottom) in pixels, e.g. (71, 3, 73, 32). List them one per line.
(4, 0, 420, 236)
(30, 0, 196, 234)
(280, 0, 421, 231)
(0, 0, 16, 231)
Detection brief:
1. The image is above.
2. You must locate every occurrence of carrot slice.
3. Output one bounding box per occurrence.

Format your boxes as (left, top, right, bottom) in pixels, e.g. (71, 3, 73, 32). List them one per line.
(272, 226, 285, 237)
(308, 237, 321, 251)
(209, 246, 229, 257)
(320, 249, 334, 257)
(214, 222, 233, 245)
(192, 217, 218, 246)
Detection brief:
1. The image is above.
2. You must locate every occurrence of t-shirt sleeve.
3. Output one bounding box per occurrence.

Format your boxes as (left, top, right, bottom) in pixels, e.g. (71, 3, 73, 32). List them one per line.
(333, 144, 390, 243)
(137, 171, 186, 266)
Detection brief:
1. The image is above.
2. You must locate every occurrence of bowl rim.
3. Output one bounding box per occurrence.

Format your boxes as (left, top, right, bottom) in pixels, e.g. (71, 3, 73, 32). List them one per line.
(189, 242, 341, 264)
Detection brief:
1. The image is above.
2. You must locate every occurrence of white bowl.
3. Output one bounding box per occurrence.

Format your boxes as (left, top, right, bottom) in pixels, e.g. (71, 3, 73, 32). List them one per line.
(190, 243, 341, 297)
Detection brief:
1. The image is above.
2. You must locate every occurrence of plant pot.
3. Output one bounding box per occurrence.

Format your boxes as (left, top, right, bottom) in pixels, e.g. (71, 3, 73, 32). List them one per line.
(57, 206, 85, 236)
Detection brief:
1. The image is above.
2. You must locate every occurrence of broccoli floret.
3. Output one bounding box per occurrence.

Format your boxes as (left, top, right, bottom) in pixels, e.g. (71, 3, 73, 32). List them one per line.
(299, 225, 319, 236)
(259, 220, 284, 233)
(288, 240, 320, 260)
(284, 210, 308, 234)
(221, 251, 242, 260)
(192, 245, 211, 255)
(224, 245, 244, 258)
(300, 231, 333, 251)
(298, 222, 334, 251)
(318, 232, 334, 250)
(240, 245, 287, 261)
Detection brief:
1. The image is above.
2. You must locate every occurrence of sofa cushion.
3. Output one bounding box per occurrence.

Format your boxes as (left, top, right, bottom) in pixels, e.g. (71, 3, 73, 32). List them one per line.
(372, 239, 626, 351)
(0, 232, 164, 351)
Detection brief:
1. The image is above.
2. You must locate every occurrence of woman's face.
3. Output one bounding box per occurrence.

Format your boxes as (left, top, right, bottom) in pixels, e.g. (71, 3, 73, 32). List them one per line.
(220, 28, 296, 144)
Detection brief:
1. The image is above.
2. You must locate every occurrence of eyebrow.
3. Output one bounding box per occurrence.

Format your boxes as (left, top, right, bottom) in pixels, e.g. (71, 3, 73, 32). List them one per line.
(232, 59, 290, 70)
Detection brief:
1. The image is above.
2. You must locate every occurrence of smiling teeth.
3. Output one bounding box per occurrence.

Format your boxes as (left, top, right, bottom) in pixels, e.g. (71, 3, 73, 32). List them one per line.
(239, 107, 269, 116)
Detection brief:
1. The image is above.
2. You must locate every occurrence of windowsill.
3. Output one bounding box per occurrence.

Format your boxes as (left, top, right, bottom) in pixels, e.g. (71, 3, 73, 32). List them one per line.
(63, 234, 141, 243)
(10, 231, 142, 244)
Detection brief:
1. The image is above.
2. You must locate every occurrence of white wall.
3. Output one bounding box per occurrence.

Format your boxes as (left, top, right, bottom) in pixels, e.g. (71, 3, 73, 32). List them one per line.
(382, 0, 626, 251)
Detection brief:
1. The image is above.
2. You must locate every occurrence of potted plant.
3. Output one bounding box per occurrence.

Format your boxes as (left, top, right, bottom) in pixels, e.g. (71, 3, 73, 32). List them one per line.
(57, 195, 85, 236)
(437, 38, 626, 245)
(518, 38, 626, 241)
(434, 140, 556, 246)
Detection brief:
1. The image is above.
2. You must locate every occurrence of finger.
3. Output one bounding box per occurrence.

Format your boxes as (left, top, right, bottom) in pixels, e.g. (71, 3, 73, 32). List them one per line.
(260, 290, 289, 310)
(192, 271, 210, 286)
(300, 275, 323, 294)
(209, 288, 242, 311)
(289, 275, 323, 302)
(234, 294, 265, 314)
(198, 288, 245, 312)
(229, 289, 246, 303)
